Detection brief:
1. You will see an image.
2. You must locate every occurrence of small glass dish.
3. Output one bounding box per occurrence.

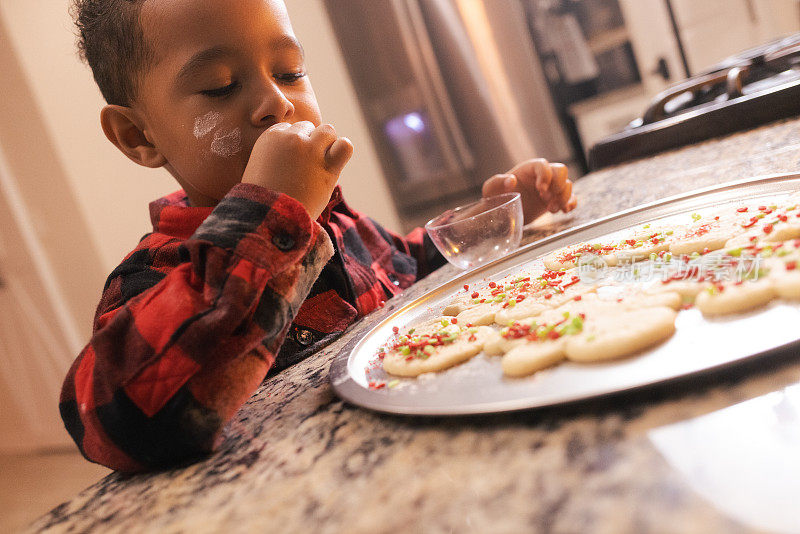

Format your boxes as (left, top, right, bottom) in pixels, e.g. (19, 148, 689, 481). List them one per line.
(425, 192, 523, 270)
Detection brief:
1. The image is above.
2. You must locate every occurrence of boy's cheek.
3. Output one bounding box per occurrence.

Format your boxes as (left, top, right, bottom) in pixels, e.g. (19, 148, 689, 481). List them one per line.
(190, 114, 246, 160)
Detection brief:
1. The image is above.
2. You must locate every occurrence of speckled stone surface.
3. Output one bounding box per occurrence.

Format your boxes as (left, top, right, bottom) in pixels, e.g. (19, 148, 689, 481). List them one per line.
(30, 119, 800, 534)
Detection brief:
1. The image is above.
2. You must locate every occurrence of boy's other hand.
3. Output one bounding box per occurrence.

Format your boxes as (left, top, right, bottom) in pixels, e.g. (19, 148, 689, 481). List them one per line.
(481, 158, 577, 224)
(242, 121, 353, 220)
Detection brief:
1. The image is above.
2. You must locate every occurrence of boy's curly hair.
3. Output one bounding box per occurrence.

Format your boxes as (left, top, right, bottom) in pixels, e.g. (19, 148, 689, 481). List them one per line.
(70, 0, 151, 106)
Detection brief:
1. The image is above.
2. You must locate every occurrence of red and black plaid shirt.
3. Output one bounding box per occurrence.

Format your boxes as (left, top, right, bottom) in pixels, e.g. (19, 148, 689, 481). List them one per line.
(60, 183, 445, 472)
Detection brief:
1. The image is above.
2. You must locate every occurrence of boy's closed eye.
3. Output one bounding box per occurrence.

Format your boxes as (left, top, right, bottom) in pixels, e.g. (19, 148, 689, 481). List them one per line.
(198, 71, 306, 99)
(200, 81, 240, 98)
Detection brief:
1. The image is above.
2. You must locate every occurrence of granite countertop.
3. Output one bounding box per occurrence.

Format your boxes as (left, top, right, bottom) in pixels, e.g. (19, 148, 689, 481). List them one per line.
(31, 118, 800, 534)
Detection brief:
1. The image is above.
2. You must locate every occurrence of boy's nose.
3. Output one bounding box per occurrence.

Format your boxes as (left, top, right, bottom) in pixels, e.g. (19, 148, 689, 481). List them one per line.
(251, 79, 295, 127)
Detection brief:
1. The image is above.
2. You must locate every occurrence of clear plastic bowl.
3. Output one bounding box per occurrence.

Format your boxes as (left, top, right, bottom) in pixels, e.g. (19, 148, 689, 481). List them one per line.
(425, 192, 523, 270)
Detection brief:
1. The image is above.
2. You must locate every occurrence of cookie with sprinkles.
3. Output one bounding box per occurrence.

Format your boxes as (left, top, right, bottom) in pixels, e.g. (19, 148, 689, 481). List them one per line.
(382, 320, 495, 377)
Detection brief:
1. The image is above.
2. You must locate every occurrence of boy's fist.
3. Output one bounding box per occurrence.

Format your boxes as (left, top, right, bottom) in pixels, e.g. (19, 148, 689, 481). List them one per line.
(242, 121, 353, 220)
(482, 158, 577, 224)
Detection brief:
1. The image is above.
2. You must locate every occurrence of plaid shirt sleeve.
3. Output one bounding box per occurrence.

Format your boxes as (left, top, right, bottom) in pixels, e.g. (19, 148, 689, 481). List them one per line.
(59, 183, 333, 472)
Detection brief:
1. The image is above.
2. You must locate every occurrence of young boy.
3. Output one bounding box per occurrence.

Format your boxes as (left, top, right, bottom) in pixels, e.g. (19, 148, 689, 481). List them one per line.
(61, 0, 577, 472)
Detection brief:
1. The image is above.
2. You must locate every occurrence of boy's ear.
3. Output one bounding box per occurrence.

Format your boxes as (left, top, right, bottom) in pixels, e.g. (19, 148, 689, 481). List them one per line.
(100, 105, 167, 168)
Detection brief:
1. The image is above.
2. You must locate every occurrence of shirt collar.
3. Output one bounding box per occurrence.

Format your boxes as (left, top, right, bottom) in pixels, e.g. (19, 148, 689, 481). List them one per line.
(149, 185, 346, 239)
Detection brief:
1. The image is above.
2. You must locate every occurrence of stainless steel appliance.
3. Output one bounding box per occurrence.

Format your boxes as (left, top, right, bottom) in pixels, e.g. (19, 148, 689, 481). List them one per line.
(589, 34, 800, 169)
(324, 0, 575, 230)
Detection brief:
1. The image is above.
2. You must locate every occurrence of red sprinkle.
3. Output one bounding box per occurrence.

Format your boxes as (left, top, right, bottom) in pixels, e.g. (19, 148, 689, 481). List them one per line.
(758, 205, 767, 211)
(463, 284, 469, 291)
(737, 207, 749, 212)
(471, 291, 479, 298)
(764, 224, 774, 234)
(574, 295, 582, 301)
(451, 317, 457, 324)
(544, 294, 553, 300)
(392, 326, 399, 334)
(787, 261, 797, 271)
(488, 281, 497, 288)
(778, 214, 789, 222)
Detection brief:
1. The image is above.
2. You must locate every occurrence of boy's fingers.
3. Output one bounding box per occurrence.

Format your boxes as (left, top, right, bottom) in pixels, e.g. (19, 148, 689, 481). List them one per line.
(547, 163, 572, 208)
(324, 137, 354, 174)
(566, 194, 578, 212)
(482, 174, 516, 198)
(532, 159, 552, 196)
(310, 123, 338, 146)
(289, 120, 316, 136)
(268, 122, 292, 132)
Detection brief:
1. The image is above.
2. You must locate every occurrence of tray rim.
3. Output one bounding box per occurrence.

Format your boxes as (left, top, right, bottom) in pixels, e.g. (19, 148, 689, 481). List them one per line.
(329, 172, 800, 415)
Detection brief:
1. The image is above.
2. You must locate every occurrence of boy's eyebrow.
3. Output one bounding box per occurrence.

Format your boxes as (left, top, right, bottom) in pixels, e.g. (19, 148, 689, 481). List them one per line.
(176, 46, 235, 82)
(176, 36, 305, 82)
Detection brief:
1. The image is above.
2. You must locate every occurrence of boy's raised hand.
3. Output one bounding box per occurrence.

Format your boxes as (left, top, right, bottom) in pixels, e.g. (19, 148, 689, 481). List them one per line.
(481, 158, 577, 224)
(242, 121, 353, 220)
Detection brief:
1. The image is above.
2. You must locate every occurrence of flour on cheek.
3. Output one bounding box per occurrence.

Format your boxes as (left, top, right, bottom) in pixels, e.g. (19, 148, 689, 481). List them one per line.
(193, 111, 221, 138)
(210, 128, 243, 158)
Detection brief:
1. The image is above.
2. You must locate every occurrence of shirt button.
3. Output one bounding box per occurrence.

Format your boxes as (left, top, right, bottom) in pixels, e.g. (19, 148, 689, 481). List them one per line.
(296, 329, 314, 346)
(272, 233, 295, 251)
(388, 273, 400, 286)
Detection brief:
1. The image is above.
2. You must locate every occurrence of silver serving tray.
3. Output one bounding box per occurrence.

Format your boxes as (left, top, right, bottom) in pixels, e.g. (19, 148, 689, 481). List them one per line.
(330, 173, 800, 415)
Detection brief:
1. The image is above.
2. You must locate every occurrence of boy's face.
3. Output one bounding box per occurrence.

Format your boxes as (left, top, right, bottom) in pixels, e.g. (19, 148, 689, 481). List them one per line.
(134, 0, 322, 204)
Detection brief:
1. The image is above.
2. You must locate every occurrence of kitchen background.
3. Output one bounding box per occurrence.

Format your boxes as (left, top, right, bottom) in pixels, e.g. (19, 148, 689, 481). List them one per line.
(0, 0, 798, 530)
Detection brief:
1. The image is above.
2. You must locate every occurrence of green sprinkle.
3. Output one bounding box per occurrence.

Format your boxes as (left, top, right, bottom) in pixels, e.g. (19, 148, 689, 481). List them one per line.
(691, 213, 702, 222)
(592, 243, 602, 250)
(387, 379, 400, 388)
(400, 346, 411, 355)
(665, 230, 674, 235)
(665, 252, 673, 261)
(423, 345, 435, 355)
(508, 299, 516, 307)
(562, 311, 570, 318)
(407, 328, 415, 335)
(649, 253, 658, 261)
(706, 286, 718, 295)
(757, 213, 766, 219)
(441, 319, 449, 327)
(690, 251, 701, 259)
(587, 335, 596, 342)
(727, 248, 742, 257)
(472, 299, 481, 304)
(778, 249, 790, 257)
(643, 224, 651, 229)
